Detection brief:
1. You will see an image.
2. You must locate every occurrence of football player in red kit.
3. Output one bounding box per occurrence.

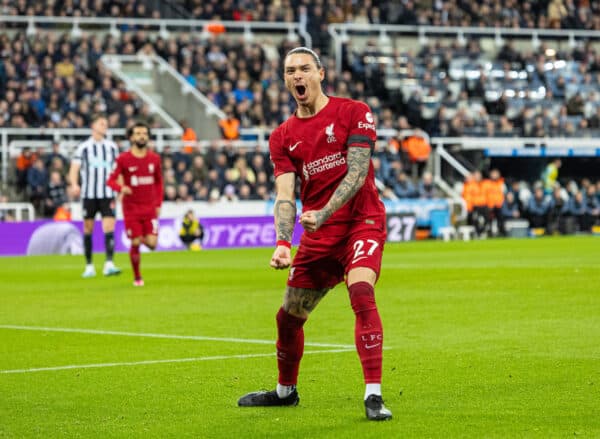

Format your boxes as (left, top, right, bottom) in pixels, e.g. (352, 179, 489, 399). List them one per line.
(237, 47, 391, 420)
(107, 122, 163, 286)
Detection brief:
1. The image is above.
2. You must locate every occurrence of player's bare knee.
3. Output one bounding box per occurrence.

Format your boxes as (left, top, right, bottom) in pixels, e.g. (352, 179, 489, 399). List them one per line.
(143, 236, 158, 250)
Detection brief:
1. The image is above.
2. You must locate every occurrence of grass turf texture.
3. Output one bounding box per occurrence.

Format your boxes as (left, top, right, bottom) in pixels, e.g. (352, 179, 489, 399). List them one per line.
(1, 236, 599, 438)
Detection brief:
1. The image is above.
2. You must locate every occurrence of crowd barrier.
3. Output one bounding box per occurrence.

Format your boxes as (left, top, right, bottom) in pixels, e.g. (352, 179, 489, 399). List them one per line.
(0, 216, 286, 256)
(0, 199, 452, 256)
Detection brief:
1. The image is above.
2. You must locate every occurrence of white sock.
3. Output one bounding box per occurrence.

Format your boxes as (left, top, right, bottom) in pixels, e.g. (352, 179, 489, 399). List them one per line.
(276, 383, 295, 398)
(104, 261, 114, 268)
(364, 383, 381, 400)
(86, 264, 94, 270)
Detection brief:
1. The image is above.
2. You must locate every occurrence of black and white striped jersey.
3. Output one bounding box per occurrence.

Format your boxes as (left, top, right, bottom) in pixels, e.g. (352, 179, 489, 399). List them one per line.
(72, 136, 119, 199)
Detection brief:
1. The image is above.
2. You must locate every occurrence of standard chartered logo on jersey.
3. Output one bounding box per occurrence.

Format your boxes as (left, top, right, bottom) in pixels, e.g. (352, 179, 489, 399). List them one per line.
(303, 152, 346, 181)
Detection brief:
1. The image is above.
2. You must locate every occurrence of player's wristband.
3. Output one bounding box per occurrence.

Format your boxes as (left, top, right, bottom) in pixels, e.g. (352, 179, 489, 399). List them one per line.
(276, 240, 291, 249)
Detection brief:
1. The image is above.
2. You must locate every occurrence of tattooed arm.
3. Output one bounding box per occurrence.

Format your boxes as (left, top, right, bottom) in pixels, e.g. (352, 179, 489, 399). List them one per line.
(270, 172, 296, 269)
(300, 147, 371, 232)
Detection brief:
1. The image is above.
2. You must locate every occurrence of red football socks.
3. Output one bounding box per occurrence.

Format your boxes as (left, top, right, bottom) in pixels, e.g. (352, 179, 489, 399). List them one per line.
(276, 307, 307, 386)
(349, 281, 383, 384)
(129, 244, 141, 280)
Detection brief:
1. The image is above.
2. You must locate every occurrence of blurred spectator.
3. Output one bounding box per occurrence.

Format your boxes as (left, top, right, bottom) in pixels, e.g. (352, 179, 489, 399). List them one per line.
(463, 171, 489, 236)
(43, 142, 68, 169)
(221, 184, 238, 201)
(0, 193, 10, 222)
(44, 170, 68, 217)
(566, 190, 587, 231)
(527, 186, 551, 230)
(541, 158, 562, 195)
(391, 171, 417, 199)
(500, 191, 522, 233)
(190, 155, 209, 184)
(547, 0, 568, 28)
(15, 147, 37, 194)
(547, 186, 570, 234)
(417, 171, 439, 199)
(399, 129, 431, 179)
(164, 184, 178, 201)
(583, 185, 600, 231)
(219, 106, 241, 140)
(27, 157, 47, 213)
(180, 119, 198, 154)
(484, 169, 506, 236)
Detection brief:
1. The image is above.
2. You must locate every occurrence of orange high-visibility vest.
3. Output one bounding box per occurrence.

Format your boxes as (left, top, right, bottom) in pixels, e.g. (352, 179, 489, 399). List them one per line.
(206, 22, 225, 34)
(181, 127, 198, 153)
(484, 178, 505, 208)
(463, 180, 486, 211)
(219, 118, 240, 140)
(402, 136, 431, 162)
(53, 206, 72, 221)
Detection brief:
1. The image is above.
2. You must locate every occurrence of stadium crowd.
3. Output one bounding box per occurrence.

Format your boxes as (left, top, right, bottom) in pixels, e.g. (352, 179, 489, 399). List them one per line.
(3, 0, 600, 30)
(1, 0, 600, 234)
(4, 7, 600, 137)
(462, 164, 600, 236)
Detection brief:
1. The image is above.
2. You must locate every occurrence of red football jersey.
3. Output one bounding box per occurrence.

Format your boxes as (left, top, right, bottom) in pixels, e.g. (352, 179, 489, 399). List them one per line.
(270, 96, 385, 233)
(107, 150, 163, 216)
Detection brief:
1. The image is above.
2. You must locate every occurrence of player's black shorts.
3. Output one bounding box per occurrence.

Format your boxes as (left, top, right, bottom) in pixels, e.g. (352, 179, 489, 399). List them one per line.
(82, 198, 116, 220)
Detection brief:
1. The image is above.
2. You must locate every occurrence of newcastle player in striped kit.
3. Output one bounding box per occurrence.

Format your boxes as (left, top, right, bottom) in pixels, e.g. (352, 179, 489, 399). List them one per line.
(68, 114, 122, 278)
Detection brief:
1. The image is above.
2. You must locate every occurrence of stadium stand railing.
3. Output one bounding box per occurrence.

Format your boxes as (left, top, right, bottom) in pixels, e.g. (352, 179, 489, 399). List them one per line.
(0, 15, 311, 48)
(0, 202, 35, 221)
(0, 127, 179, 187)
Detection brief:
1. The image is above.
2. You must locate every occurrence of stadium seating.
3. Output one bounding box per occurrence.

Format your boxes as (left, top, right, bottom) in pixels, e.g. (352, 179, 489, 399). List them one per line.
(0, 1, 599, 235)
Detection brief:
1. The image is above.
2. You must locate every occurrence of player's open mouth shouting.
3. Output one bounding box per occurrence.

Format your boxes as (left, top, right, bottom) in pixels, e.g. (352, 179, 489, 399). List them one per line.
(295, 84, 307, 101)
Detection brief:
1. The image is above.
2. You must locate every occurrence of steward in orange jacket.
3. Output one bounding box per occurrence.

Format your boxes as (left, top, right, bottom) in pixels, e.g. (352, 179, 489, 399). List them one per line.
(402, 135, 431, 163)
(180, 119, 198, 153)
(484, 169, 505, 209)
(219, 109, 240, 140)
(462, 171, 487, 212)
(484, 169, 506, 236)
(462, 171, 489, 236)
(53, 204, 72, 221)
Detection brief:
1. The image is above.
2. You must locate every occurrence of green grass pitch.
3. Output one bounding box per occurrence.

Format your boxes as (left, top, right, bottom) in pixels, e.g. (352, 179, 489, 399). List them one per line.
(1, 236, 599, 438)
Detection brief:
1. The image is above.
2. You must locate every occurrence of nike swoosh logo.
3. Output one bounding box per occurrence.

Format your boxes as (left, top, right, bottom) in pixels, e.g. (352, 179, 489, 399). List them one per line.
(365, 343, 381, 349)
(289, 141, 302, 151)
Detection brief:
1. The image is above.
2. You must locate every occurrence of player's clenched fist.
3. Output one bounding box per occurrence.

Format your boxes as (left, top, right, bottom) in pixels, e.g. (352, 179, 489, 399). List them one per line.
(299, 210, 322, 232)
(270, 245, 291, 269)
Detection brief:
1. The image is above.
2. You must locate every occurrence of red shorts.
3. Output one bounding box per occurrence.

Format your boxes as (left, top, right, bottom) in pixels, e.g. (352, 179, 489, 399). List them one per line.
(287, 222, 386, 290)
(125, 215, 159, 239)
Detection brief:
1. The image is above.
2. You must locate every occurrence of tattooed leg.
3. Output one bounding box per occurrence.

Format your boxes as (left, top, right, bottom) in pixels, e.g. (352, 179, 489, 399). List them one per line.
(283, 286, 330, 318)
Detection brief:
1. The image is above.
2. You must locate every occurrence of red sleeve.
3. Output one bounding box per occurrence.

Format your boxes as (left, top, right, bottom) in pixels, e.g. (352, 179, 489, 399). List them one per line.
(347, 101, 377, 150)
(269, 126, 295, 178)
(154, 155, 163, 207)
(106, 155, 123, 193)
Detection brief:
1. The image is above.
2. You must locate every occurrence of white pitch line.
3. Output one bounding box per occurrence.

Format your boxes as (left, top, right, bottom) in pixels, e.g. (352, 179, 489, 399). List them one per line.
(0, 349, 356, 374)
(0, 325, 354, 348)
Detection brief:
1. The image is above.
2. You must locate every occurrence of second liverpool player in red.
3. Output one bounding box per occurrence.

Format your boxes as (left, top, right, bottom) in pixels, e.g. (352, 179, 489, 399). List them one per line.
(107, 122, 163, 286)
